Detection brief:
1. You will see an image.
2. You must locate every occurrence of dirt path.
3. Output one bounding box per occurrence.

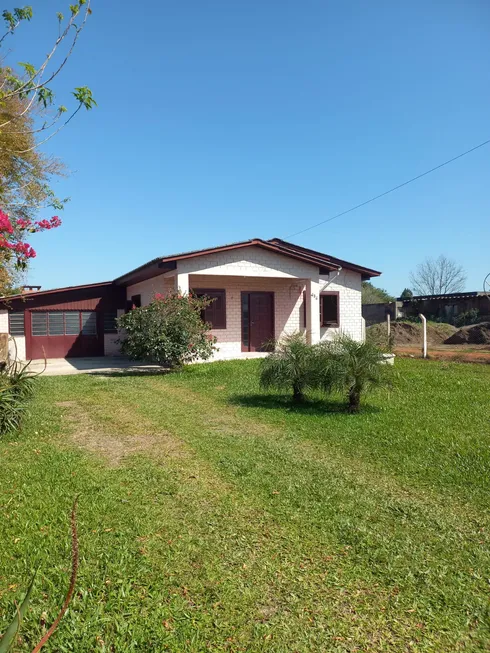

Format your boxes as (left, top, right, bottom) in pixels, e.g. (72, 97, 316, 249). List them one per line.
(395, 346, 490, 363)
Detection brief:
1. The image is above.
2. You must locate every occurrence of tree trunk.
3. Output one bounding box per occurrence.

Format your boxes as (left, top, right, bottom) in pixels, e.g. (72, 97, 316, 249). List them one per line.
(292, 383, 304, 403)
(348, 386, 361, 413)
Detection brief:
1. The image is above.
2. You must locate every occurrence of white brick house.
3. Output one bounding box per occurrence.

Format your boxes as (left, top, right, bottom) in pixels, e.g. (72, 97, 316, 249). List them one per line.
(0, 238, 380, 361)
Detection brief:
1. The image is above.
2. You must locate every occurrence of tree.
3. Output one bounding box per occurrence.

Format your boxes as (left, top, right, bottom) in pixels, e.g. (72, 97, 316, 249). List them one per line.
(400, 288, 413, 299)
(0, 2, 95, 293)
(259, 332, 321, 402)
(117, 293, 218, 368)
(409, 255, 466, 295)
(361, 281, 394, 304)
(317, 335, 390, 413)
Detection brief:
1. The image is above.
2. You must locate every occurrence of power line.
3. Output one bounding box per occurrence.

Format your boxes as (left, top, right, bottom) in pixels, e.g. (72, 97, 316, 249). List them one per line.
(286, 138, 490, 238)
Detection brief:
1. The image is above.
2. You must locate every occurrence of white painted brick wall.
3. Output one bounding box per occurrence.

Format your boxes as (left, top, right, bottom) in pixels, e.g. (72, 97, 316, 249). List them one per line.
(103, 308, 125, 355)
(9, 336, 26, 361)
(0, 310, 26, 360)
(126, 276, 175, 306)
(178, 246, 318, 279)
(319, 269, 363, 342)
(123, 248, 364, 358)
(0, 309, 8, 333)
(191, 275, 305, 358)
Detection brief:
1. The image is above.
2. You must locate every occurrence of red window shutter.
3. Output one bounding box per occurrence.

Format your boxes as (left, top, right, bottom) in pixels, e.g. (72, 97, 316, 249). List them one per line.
(194, 289, 226, 329)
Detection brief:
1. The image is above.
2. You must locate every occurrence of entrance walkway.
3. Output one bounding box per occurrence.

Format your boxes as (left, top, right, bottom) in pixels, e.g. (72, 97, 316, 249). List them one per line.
(25, 352, 269, 376)
(26, 357, 163, 377)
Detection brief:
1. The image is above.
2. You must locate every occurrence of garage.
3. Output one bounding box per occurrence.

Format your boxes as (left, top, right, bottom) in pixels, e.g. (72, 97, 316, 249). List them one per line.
(28, 310, 101, 359)
(1, 282, 126, 360)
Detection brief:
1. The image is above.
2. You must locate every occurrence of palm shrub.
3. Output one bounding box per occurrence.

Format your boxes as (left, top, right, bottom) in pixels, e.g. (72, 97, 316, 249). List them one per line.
(0, 357, 36, 435)
(317, 335, 389, 413)
(117, 291, 217, 368)
(259, 332, 321, 402)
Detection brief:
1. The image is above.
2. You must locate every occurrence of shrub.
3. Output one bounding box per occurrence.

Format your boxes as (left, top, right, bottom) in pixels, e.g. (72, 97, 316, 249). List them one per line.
(259, 332, 321, 402)
(317, 335, 390, 413)
(453, 309, 480, 328)
(117, 292, 217, 368)
(0, 357, 36, 435)
(259, 333, 390, 412)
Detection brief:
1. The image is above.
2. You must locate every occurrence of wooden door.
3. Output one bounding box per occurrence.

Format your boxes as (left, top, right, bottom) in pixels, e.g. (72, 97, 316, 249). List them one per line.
(247, 292, 274, 352)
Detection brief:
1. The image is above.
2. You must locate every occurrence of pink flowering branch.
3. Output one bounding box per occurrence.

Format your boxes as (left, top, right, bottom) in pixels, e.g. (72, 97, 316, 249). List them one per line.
(0, 208, 62, 268)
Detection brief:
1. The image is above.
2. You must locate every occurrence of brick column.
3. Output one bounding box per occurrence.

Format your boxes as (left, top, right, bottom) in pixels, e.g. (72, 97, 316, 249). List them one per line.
(176, 271, 189, 294)
(305, 276, 320, 344)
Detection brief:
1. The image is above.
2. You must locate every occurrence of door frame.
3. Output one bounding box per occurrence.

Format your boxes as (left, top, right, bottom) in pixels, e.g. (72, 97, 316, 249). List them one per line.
(240, 291, 275, 352)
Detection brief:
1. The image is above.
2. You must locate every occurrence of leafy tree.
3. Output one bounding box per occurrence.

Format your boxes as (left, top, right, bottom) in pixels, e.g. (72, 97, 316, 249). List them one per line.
(259, 332, 321, 402)
(361, 281, 394, 304)
(400, 288, 413, 299)
(409, 255, 466, 295)
(317, 335, 390, 413)
(117, 293, 218, 369)
(0, 2, 95, 293)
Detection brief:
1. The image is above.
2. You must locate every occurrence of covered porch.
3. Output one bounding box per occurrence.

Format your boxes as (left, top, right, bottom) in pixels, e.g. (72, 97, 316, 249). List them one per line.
(172, 272, 321, 360)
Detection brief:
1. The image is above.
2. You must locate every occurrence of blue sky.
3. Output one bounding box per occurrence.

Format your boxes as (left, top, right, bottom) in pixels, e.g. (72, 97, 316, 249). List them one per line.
(8, 0, 490, 295)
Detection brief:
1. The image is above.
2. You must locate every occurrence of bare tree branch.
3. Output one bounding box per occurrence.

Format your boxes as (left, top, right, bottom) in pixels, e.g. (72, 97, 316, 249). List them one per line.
(409, 255, 467, 295)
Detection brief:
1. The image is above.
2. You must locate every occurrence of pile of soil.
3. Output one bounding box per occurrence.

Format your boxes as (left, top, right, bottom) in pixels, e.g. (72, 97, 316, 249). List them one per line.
(444, 322, 490, 345)
(367, 321, 457, 347)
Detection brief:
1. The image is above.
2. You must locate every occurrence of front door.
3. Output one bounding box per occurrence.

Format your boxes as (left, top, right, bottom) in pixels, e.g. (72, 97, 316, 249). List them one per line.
(241, 292, 274, 352)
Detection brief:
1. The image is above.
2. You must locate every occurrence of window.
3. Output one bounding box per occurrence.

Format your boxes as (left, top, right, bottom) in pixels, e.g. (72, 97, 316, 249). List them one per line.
(81, 312, 97, 335)
(32, 312, 48, 336)
(30, 311, 98, 336)
(193, 289, 226, 329)
(48, 312, 64, 335)
(320, 292, 339, 327)
(9, 312, 25, 336)
(131, 294, 141, 308)
(65, 312, 81, 335)
(104, 310, 118, 333)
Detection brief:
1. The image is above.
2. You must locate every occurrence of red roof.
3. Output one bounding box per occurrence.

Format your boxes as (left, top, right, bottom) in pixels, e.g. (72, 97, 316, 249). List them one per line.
(114, 237, 380, 285)
(0, 281, 113, 302)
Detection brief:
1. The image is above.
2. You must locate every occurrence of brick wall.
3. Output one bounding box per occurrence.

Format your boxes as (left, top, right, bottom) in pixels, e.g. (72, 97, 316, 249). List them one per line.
(126, 276, 175, 306)
(0, 309, 8, 334)
(191, 275, 305, 358)
(103, 309, 125, 355)
(123, 248, 364, 359)
(178, 246, 318, 279)
(0, 309, 26, 360)
(319, 269, 363, 342)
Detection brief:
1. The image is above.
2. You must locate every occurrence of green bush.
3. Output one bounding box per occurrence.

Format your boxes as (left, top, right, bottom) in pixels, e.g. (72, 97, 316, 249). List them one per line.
(259, 333, 390, 412)
(0, 358, 36, 435)
(317, 335, 390, 413)
(117, 292, 217, 368)
(453, 309, 480, 328)
(259, 332, 321, 402)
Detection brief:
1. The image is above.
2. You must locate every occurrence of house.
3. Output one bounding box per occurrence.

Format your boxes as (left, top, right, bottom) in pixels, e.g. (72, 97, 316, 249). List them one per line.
(0, 238, 380, 361)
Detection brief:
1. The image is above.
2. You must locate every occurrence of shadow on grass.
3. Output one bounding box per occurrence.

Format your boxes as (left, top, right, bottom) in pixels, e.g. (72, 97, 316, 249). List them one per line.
(229, 393, 381, 415)
(87, 369, 172, 378)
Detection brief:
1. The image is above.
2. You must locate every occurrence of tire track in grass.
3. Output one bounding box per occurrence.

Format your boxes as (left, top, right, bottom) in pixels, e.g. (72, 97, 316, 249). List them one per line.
(71, 376, 490, 651)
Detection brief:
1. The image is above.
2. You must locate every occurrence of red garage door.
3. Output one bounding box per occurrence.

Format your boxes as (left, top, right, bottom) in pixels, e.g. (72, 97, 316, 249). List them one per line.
(27, 310, 103, 359)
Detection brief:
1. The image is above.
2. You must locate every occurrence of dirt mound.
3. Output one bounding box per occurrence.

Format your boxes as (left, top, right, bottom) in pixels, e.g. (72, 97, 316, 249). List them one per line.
(367, 321, 457, 347)
(445, 322, 490, 345)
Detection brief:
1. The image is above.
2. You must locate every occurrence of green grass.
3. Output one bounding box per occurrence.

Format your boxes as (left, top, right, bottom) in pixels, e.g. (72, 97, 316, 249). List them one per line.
(1, 358, 489, 651)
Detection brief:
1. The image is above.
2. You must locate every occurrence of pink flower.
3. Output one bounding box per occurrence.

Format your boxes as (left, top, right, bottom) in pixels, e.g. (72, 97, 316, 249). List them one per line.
(13, 241, 36, 258)
(16, 218, 31, 229)
(34, 216, 62, 231)
(0, 210, 13, 234)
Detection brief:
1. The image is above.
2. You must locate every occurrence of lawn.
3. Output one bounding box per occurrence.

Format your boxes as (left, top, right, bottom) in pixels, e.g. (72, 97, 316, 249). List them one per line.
(1, 358, 489, 652)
